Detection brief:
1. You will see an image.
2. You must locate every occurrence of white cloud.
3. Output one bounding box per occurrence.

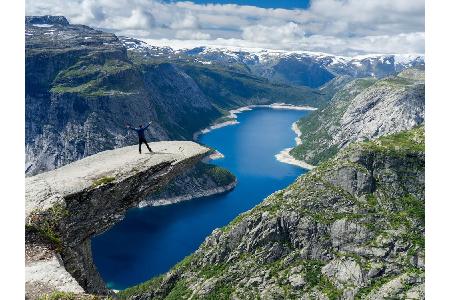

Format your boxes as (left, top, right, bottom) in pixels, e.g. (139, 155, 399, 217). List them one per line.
(242, 22, 304, 44)
(170, 13, 199, 30)
(25, 0, 425, 55)
(175, 30, 211, 40)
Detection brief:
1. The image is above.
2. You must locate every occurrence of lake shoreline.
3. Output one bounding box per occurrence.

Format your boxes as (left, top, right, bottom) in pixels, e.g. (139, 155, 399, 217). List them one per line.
(274, 122, 315, 170)
(193, 103, 317, 141)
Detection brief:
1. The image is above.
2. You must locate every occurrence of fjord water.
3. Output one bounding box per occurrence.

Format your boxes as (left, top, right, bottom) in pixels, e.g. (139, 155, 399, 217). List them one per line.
(92, 107, 310, 290)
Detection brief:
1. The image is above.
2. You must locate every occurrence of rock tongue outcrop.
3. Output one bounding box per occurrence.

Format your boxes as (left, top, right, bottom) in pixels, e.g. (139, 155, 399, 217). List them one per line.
(121, 127, 424, 299)
(25, 141, 209, 298)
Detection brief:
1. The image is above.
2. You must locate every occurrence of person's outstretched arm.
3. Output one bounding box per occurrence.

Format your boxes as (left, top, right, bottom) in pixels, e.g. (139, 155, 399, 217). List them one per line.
(143, 121, 152, 130)
(126, 124, 138, 131)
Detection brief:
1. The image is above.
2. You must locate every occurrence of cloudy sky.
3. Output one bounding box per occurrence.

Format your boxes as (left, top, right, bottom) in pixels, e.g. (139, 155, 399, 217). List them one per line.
(26, 0, 424, 56)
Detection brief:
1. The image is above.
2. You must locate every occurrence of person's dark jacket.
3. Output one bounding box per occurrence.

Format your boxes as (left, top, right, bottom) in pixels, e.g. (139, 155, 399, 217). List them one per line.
(130, 123, 150, 139)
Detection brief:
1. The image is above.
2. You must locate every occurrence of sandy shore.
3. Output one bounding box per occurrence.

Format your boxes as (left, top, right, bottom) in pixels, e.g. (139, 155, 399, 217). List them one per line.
(193, 103, 317, 141)
(274, 121, 315, 170)
(275, 147, 315, 170)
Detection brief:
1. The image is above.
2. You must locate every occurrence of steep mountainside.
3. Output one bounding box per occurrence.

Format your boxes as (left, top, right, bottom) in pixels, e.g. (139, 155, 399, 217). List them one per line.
(290, 69, 425, 165)
(119, 126, 425, 300)
(26, 16, 322, 176)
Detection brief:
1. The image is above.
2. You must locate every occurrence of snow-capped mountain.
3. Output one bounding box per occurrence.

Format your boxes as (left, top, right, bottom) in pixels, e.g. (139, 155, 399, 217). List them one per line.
(120, 38, 424, 88)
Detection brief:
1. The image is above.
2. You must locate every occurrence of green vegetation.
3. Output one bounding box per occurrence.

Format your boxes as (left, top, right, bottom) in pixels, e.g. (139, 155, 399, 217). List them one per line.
(289, 74, 424, 166)
(201, 163, 236, 186)
(199, 263, 229, 279)
(51, 57, 140, 97)
(112, 127, 425, 300)
(37, 291, 112, 300)
(148, 162, 235, 201)
(37, 291, 77, 300)
(354, 275, 397, 299)
(165, 280, 192, 300)
(200, 283, 234, 300)
(117, 275, 164, 299)
(91, 176, 115, 188)
(26, 203, 69, 251)
(180, 63, 324, 110)
(359, 125, 425, 155)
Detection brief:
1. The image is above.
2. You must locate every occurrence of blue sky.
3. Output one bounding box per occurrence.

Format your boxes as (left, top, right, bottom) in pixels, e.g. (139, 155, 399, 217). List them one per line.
(163, 0, 310, 9)
(26, 0, 424, 55)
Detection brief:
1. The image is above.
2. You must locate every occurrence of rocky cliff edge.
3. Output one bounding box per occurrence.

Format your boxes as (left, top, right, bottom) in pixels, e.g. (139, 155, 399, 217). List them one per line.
(25, 141, 209, 299)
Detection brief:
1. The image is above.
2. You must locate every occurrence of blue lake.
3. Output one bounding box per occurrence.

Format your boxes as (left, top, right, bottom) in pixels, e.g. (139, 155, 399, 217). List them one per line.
(91, 107, 310, 290)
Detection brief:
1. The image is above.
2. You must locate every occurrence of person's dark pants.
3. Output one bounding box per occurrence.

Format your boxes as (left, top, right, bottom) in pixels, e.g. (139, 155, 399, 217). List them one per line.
(139, 138, 152, 153)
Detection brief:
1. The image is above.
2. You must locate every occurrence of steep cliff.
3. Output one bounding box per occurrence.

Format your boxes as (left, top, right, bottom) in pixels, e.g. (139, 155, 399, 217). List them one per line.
(140, 162, 236, 207)
(290, 69, 424, 165)
(25, 141, 209, 299)
(119, 126, 424, 300)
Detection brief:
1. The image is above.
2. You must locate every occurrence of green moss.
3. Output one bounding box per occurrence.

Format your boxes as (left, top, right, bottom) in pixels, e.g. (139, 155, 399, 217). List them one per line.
(199, 263, 229, 279)
(26, 203, 69, 251)
(303, 260, 325, 287)
(358, 125, 424, 155)
(165, 280, 192, 300)
(202, 283, 233, 300)
(200, 163, 236, 186)
(37, 292, 76, 300)
(366, 194, 378, 207)
(91, 176, 115, 188)
(173, 253, 195, 271)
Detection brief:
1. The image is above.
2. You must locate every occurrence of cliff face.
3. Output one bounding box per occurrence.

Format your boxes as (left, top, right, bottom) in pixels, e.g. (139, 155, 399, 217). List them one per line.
(119, 127, 424, 300)
(25, 141, 209, 299)
(290, 69, 425, 165)
(140, 162, 236, 207)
